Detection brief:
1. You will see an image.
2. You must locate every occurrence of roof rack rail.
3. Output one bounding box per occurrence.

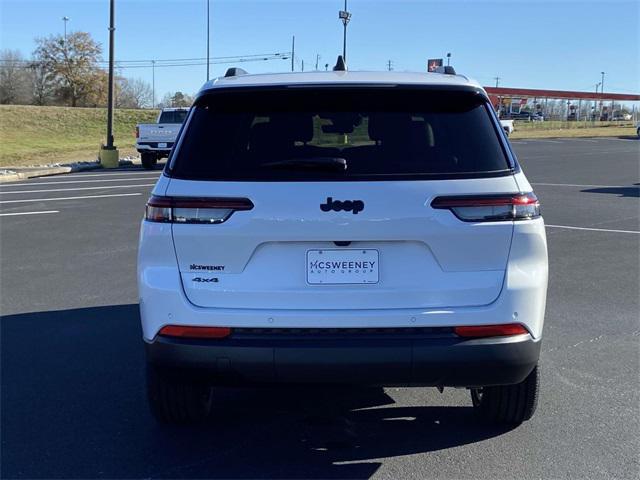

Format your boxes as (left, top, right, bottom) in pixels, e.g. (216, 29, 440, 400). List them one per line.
(434, 65, 457, 75)
(332, 55, 347, 72)
(224, 67, 248, 77)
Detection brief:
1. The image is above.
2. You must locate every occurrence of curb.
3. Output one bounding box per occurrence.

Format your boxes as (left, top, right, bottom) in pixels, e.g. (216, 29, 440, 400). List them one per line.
(0, 160, 135, 184)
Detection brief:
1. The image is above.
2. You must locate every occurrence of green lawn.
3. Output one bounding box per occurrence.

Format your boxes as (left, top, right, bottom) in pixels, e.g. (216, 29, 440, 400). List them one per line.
(0, 105, 158, 167)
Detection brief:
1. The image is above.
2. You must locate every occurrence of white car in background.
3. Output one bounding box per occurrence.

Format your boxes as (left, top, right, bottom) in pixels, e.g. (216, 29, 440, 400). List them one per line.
(138, 63, 548, 425)
(499, 119, 515, 136)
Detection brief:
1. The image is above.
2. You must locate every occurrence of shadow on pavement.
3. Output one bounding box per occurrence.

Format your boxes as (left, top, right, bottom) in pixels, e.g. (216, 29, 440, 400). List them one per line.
(581, 184, 640, 198)
(1, 305, 512, 479)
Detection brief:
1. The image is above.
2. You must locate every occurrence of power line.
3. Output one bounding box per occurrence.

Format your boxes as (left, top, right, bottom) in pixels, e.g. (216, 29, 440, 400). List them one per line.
(0, 52, 292, 70)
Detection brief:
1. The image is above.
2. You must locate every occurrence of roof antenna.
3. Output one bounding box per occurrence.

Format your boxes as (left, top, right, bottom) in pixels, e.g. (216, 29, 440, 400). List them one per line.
(333, 55, 347, 71)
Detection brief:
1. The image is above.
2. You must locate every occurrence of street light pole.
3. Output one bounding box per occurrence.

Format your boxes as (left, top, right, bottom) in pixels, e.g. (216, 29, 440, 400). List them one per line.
(151, 60, 155, 109)
(100, 0, 119, 167)
(106, 0, 115, 149)
(206, 0, 210, 81)
(339, 0, 351, 64)
(62, 16, 69, 42)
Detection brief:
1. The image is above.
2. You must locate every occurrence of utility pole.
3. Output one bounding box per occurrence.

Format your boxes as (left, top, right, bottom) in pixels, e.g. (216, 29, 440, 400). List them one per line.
(338, 0, 351, 64)
(62, 16, 70, 42)
(151, 60, 155, 109)
(206, 0, 210, 81)
(446, 52, 451, 66)
(291, 36, 295, 72)
(315, 54, 320, 70)
(387, 60, 393, 71)
(494, 76, 500, 88)
(100, 0, 119, 167)
(600, 71, 606, 119)
(301, 59, 304, 72)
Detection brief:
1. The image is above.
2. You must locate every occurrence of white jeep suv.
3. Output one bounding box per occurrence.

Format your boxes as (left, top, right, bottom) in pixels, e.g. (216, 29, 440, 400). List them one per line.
(138, 65, 548, 425)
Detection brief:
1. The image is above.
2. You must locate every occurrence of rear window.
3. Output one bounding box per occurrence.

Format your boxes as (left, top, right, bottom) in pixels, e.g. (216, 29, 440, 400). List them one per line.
(159, 110, 188, 124)
(169, 87, 511, 181)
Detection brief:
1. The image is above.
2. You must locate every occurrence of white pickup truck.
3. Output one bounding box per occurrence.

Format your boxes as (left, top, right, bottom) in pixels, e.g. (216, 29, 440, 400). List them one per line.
(136, 108, 189, 169)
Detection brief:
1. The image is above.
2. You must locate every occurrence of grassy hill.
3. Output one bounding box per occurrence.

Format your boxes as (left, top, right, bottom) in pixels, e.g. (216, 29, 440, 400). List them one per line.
(0, 105, 636, 167)
(0, 105, 158, 167)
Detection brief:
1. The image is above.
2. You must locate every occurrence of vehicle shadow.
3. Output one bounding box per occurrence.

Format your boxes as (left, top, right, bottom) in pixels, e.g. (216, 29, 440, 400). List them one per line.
(581, 184, 640, 198)
(1, 305, 513, 479)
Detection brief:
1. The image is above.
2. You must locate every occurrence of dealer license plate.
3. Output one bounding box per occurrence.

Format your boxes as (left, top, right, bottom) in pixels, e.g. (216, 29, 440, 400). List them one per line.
(306, 249, 379, 285)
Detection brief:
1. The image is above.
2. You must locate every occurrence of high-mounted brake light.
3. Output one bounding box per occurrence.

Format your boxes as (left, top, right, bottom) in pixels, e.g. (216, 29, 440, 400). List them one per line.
(145, 196, 253, 224)
(159, 325, 232, 339)
(431, 192, 540, 222)
(454, 324, 529, 338)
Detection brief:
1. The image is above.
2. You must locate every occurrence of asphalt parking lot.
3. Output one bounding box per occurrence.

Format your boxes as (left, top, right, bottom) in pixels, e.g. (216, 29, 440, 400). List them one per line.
(1, 137, 639, 479)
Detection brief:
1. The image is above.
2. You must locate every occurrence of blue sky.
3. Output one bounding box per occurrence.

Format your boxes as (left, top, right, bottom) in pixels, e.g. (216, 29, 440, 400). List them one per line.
(1, 0, 638, 100)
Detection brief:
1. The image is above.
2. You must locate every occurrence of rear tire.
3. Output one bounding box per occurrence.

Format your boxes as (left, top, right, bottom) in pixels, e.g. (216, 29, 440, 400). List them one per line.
(470, 365, 539, 425)
(146, 364, 213, 424)
(141, 153, 157, 170)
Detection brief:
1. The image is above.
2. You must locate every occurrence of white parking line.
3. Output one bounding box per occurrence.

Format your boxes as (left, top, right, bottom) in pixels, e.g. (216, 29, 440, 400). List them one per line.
(1, 184, 155, 195)
(0, 193, 143, 204)
(547, 224, 640, 234)
(533, 182, 637, 188)
(0, 210, 59, 217)
(0, 177, 159, 187)
(46, 171, 161, 178)
(597, 137, 638, 142)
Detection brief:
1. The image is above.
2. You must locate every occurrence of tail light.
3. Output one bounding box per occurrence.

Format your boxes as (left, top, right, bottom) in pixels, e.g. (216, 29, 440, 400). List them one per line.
(145, 196, 253, 224)
(431, 192, 540, 222)
(159, 325, 231, 339)
(454, 324, 529, 338)
(135, 126, 139, 138)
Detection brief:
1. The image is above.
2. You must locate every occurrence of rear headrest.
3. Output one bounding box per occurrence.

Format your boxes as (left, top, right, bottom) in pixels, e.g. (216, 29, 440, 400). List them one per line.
(270, 114, 314, 143)
(368, 113, 413, 144)
(249, 121, 291, 154)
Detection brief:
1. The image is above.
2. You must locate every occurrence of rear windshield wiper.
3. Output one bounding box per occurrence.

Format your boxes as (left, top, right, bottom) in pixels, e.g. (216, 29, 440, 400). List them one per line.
(261, 157, 347, 172)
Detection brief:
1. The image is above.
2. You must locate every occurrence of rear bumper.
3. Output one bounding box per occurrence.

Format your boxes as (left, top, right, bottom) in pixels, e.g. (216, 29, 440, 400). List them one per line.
(136, 143, 172, 156)
(145, 330, 540, 387)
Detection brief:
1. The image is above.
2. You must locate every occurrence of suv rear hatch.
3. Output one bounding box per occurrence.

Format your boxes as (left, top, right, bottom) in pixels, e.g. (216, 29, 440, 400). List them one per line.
(162, 86, 519, 310)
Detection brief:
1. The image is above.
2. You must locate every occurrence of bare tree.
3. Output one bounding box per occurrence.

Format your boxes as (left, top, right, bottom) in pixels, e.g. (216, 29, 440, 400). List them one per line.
(0, 49, 31, 104)
(33, 31, 102, 107)
(161, 91, 193, 108)
(118, 77, 153, 108)
(28, 61, 55, 105)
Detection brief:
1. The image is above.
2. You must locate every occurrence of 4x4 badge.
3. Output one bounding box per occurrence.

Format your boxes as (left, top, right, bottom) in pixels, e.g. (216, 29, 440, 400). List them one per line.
(320, 197, 365, 215)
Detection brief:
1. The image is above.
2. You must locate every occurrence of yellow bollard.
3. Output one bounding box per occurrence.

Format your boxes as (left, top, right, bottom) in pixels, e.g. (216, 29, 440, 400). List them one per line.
(99, 146, 120, 169)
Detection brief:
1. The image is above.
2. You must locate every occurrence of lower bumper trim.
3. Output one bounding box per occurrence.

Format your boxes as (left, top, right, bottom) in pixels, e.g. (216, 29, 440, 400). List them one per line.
(145, 331, 540, 387)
